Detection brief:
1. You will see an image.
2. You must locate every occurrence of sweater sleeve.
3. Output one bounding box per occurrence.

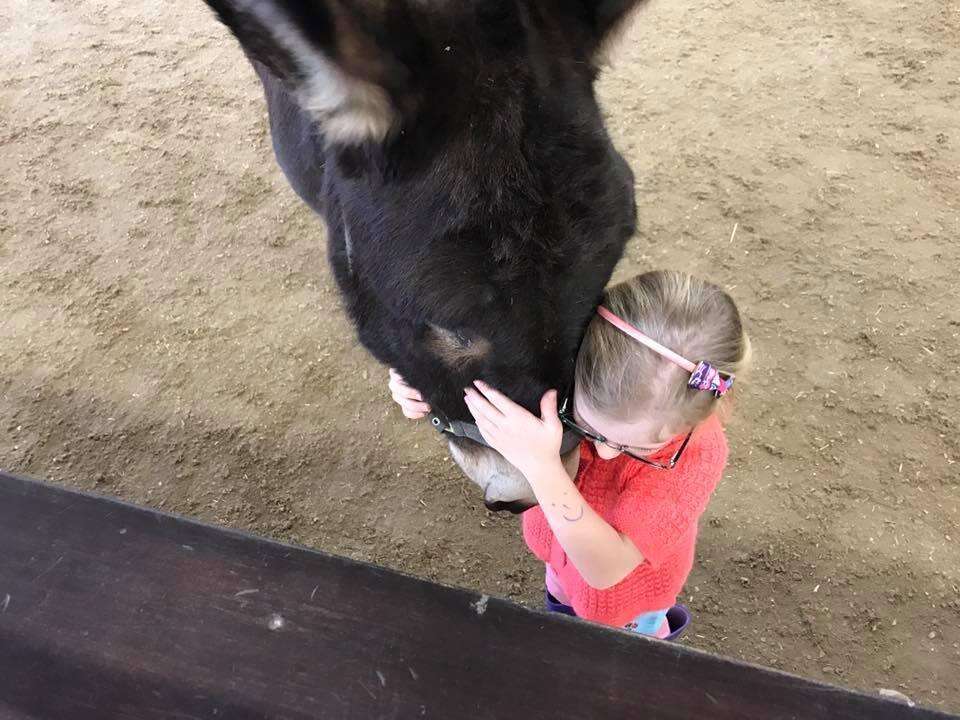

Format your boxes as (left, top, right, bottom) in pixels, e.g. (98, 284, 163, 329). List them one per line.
(612, 420, 728, 569)
(521, 507, 552, 563)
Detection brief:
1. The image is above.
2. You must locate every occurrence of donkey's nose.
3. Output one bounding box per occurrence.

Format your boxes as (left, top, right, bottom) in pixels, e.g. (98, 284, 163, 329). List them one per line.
(484, 499, 536, 515)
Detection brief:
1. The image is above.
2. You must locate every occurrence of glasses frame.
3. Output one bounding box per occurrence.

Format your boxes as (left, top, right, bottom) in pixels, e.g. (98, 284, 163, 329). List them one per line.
(558, 393, 694, 470)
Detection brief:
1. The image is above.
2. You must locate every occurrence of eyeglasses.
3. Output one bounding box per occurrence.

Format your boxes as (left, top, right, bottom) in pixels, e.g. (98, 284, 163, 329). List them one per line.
(558, 394, 694, 470)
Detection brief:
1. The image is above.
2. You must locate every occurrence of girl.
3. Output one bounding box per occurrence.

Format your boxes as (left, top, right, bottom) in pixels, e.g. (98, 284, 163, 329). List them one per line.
(389, 270, 750, 638)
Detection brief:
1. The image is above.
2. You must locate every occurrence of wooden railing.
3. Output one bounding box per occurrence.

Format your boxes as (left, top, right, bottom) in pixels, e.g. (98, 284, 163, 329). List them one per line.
(0, 471, 954, 720)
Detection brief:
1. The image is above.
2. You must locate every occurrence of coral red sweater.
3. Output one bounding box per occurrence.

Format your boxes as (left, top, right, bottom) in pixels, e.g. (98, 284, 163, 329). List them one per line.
(522, 415, 728, 627)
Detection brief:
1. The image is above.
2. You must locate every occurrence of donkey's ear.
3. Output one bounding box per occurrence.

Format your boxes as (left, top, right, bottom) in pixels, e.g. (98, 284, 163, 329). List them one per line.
(580, 0, 649, 57)
(205, 0, 419, 144)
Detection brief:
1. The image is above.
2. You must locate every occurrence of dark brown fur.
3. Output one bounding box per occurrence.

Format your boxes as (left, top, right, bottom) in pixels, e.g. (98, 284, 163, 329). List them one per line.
(202, 0, 645, 507)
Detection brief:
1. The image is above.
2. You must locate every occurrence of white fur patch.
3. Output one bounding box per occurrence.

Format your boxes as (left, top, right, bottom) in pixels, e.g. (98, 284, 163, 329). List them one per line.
(244, 1, 394, 144)
(447, 440, 537, 506)
(596, 3, 644, 67)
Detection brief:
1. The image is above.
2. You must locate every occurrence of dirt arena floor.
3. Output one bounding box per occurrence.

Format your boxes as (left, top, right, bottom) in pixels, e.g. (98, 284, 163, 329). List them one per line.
(2, 0, 959, 712)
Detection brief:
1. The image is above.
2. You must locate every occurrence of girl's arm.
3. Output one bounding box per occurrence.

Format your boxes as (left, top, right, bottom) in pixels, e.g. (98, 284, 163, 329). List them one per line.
(464, 381, 644, 590)
(524, 459, 645, 589)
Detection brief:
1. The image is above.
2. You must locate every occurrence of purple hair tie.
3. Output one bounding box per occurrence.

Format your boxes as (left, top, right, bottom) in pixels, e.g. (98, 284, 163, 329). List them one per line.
(688, 361, 734, 398)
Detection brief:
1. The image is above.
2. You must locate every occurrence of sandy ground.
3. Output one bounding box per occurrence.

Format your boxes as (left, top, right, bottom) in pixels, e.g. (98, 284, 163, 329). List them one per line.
(2, 0, 959, 712)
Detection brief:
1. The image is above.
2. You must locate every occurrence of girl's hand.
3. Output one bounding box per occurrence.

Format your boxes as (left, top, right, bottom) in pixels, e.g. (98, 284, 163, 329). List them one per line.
(388, 368, 431, 419)
(464, 380, 563, 478)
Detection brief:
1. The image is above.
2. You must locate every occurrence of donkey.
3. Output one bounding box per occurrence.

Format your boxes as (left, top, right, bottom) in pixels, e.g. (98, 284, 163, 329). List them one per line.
(202, 0, 644, 511)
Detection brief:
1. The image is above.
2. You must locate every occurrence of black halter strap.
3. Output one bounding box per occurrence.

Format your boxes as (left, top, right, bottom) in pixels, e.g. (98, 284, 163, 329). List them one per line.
(429, 411, 582, 454)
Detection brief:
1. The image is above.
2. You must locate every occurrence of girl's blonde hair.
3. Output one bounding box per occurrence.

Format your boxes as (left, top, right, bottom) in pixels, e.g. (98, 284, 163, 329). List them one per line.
(575, 271, 751, 429)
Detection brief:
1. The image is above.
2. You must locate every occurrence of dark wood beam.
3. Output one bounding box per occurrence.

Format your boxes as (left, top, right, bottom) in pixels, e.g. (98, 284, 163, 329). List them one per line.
(0, 472, 953, 720)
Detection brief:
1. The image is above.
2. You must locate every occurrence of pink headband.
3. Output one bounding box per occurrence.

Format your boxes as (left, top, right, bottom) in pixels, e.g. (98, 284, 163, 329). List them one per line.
(597, 306, 734, 398)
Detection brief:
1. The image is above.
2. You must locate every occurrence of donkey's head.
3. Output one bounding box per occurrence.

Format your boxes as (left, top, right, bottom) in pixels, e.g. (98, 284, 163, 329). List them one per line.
(204, 0, 645, 511)
(204, 0, 647, 146)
